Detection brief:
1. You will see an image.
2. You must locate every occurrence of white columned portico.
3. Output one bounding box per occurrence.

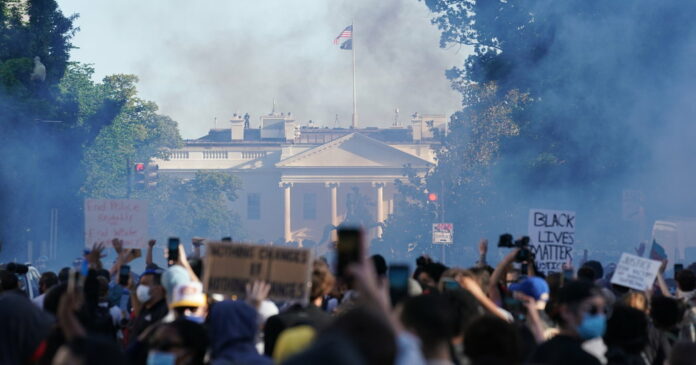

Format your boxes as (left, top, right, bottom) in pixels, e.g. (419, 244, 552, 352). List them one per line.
(325, 182, 339, 241)
(373, 182, 385, 238)
(281, 182, 293, 242)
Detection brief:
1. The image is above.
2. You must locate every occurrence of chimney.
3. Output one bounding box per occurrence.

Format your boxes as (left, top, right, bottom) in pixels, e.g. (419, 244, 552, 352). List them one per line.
(230, 114, 244, 141)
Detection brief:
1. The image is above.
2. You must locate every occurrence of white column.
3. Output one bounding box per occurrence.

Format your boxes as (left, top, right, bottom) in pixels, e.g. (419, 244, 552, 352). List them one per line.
(373, 182, 385, 238)
(325, 182, 339, 241)
(281, 182, 293, 243)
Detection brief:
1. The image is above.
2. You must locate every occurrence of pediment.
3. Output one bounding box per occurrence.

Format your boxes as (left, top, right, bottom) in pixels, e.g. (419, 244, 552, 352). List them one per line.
(276, 133, 432, 168)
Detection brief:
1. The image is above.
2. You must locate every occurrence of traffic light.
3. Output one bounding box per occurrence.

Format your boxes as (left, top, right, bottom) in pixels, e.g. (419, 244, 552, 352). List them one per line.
(427, 192, 438, 202)
(145, 163, 159, 188)
(134, 163, 146, 190)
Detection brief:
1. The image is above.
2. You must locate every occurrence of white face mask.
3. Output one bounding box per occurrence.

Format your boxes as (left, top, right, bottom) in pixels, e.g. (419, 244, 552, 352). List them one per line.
(147, 351, 175, 365)
(137, 284, 152, 303)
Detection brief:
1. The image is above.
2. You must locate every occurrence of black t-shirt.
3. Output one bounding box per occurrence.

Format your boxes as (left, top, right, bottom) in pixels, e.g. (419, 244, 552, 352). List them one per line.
(129, 299, 168, 344)
(530, 335, 601, 365)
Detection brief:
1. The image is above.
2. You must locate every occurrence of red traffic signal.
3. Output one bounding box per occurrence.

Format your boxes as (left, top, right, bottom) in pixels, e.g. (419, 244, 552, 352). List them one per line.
(134, 163, 145, 172)
(427, 192, 438, 202)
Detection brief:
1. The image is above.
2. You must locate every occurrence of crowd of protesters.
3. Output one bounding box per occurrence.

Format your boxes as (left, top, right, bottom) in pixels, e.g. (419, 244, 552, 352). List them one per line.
(1, 235, 696, 365)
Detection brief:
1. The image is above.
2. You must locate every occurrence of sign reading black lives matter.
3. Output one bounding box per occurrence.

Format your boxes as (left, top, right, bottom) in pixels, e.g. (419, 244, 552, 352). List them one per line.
(528, 209, 576, 273)
(203, 242, 313, 303)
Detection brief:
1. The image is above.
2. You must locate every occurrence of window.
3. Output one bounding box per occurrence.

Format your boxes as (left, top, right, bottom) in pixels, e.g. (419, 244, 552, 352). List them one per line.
(247, 193, 261, 220)
(303, 193, 316, 220)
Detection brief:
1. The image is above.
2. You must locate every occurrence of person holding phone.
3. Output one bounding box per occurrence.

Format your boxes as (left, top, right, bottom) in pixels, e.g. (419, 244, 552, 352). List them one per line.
(128, 267, 168, 345)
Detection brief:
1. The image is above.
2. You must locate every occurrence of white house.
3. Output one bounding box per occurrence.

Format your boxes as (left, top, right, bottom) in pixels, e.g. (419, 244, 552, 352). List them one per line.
(154, 112, 445, 245)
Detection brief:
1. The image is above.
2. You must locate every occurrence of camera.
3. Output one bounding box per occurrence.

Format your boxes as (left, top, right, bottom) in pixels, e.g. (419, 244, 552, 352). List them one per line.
(498, 234, 534, 263)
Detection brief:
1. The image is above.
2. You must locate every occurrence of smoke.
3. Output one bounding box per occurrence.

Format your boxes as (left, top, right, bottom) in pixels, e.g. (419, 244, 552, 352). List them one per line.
(59, 0, 466, 137)
(424, 0, 696, 265)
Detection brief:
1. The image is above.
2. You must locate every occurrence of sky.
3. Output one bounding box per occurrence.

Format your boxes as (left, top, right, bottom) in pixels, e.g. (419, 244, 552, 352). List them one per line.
(56, 0, 469, 139)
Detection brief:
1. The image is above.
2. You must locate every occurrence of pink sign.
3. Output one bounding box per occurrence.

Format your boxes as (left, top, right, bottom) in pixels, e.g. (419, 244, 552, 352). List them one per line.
(84, 199, 148, 248)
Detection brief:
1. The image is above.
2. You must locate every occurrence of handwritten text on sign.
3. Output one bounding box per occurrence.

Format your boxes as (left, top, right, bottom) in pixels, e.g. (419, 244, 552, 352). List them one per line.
(528, 209, 576, 273)
(203, 242, 313, 302)
(84, 199, 148, 248)
(610, 253, 662, 291)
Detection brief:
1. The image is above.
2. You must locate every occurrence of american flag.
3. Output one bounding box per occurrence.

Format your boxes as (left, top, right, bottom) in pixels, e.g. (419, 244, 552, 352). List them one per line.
(333, 25, 352, 45)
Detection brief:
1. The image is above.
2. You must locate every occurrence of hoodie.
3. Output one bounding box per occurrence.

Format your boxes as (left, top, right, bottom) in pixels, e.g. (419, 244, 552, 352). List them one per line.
(208, 300, 272, 365)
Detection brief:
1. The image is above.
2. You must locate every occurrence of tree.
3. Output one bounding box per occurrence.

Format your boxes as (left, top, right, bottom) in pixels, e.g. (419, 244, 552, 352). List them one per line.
(143, 171, 243, 242)
(79, 71, 181, 198)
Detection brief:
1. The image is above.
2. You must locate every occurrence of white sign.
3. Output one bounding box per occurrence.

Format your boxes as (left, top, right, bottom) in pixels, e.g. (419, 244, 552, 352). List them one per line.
(528, 209, 575, 273)
(84, 199, 148, 248)
(610, 253, 662, 290)
(432, 223, 454, 244)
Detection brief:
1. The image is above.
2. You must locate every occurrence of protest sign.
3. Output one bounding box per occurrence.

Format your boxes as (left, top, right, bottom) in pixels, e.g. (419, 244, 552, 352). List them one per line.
(528, 209, 575, 273)
(84, 199, 148, 248)
(432, 223, 454, 244)
(203, 242, 313, 302)
(610, 253, 662, 290)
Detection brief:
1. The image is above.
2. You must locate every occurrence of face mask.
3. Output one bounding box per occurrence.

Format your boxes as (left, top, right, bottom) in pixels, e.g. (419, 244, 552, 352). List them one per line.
(147, 351, 176, 365)
(137, 285, 152, 303)
(577, 313, 606, 340)
(185, 315, 205, 324)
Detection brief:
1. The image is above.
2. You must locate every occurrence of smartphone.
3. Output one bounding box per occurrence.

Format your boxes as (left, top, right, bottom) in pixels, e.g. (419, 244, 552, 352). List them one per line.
(563, 267, 574, 280)
(442, 278, 461, 292)
(168, 237, 180, 265)
(675, 264, 684, 278)
(389, 264, 410, 306)
(119, 265, 131, 286)
(336, 227, 362, 279)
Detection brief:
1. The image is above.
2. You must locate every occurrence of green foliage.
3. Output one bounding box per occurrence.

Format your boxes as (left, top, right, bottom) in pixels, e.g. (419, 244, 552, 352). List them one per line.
(140, 171, 243, 241)
(77, 69, 182, 198)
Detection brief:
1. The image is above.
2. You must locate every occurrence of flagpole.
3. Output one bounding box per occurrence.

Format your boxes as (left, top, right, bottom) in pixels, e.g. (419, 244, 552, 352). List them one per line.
(351, 19, 357, 129)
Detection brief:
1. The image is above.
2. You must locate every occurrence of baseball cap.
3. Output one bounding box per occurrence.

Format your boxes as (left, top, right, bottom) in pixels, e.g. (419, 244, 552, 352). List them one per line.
(162, 265, 190, 304)
(509, 276, 550, 301)
(171, 282, 206, 308)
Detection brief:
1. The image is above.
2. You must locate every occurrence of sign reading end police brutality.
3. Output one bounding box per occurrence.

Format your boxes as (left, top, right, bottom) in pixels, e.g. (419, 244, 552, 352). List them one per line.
(203, 242, 313, 303)
(84, 199, 148, 248)
(610, 253, 662, 291)
(528, 209, 575, 273)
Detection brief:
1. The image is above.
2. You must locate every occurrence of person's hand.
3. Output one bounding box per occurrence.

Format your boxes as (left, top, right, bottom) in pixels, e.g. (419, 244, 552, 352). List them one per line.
(478, 239, 488, 256)
(86, 242, 106, 267)
(192, 237, 204, 248)
(112, 238, 124, 254)
(503, 248, 521, 264)
(147, 239, 156, 249)
(245, 280, 271, 309)
(513, 291, 536, 312)
(659, 259, 668, 274)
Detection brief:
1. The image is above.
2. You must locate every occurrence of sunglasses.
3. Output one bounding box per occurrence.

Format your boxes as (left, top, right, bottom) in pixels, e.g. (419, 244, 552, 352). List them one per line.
(151, 340, 184, 352)
(585, 304, 607, 316)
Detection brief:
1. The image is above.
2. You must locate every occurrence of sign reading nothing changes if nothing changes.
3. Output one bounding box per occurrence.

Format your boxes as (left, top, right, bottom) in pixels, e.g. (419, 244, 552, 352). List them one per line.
(528, 209, 576, 273)
(203, 242, 313, 302)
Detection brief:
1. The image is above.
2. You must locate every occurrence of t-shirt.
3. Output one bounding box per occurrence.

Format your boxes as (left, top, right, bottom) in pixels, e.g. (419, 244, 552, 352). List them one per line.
(531, 335, 601, 365)
(129, 299, 168, 344)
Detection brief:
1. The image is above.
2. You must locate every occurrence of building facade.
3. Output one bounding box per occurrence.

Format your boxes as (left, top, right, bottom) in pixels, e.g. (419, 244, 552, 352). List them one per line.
(154, 112, 445, 247)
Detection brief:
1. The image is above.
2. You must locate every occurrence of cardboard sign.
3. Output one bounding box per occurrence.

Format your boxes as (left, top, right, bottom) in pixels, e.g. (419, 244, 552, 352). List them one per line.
(203, 242, 313, 302)
(528, 209, 575, 273)
(84, 199, 148, 248)
(610, 253, 662, 290)
(432, 223, 454, 244)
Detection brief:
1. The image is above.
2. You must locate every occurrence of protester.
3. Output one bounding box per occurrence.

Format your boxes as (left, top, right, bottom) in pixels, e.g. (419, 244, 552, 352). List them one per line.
(128, 267, 168, 344)
(33, 271, 58, 309)
(531, 280, 606, 365)
(4, 231, 696, 365)
(263, 259, 334, 357)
